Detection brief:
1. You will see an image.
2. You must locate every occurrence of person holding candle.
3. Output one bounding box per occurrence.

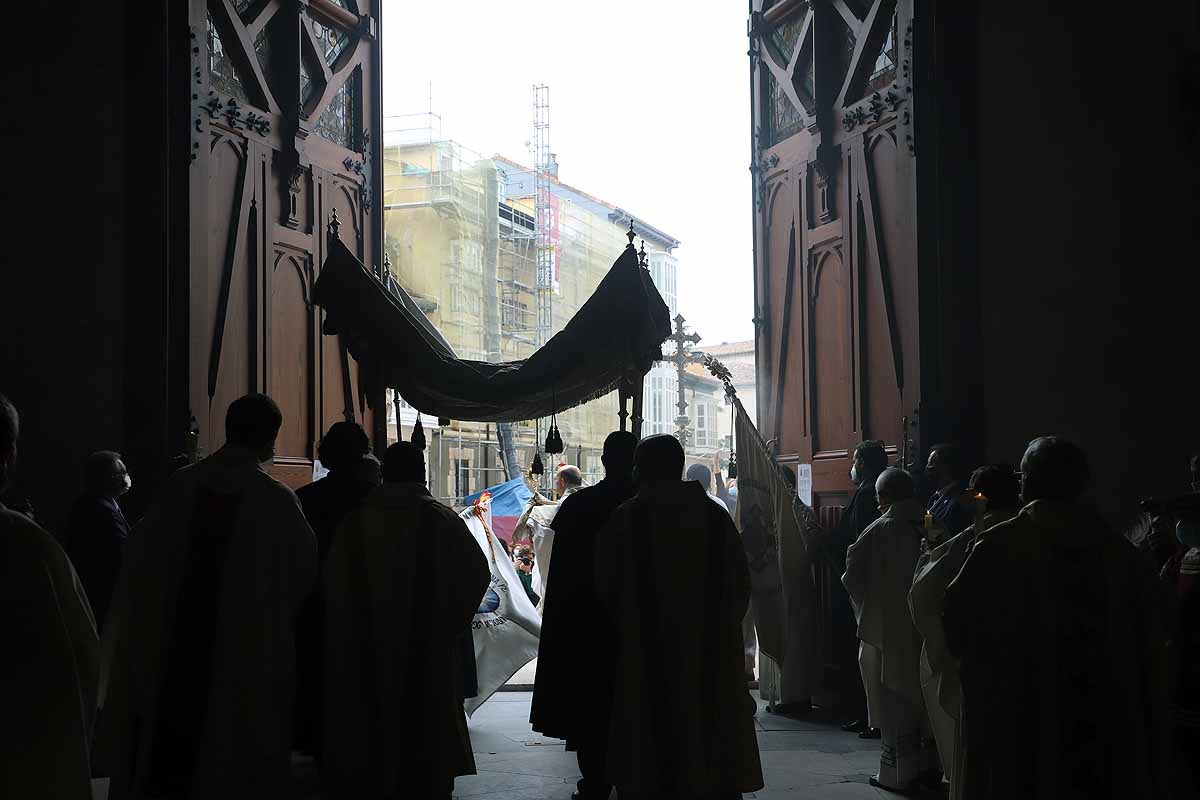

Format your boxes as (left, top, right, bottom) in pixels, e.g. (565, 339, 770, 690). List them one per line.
(908, 464, 1021, 799)
(924, 443, 974, 541)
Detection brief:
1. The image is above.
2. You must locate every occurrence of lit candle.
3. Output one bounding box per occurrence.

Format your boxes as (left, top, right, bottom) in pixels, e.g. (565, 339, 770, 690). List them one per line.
(973, 491, 988, 534)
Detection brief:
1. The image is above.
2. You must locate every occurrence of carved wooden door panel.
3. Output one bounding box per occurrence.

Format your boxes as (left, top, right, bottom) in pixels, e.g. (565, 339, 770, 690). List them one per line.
(751, 0, 919, 513)
(752, 0, 921, 685)
(189, 0, 381, 487)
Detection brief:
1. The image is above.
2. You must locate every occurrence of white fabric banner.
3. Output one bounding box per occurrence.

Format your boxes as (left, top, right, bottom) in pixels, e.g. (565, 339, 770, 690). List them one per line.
(461, 498, 542, 716)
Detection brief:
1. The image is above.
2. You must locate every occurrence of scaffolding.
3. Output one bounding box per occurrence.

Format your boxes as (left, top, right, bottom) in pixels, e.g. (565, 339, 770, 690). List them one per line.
(380, 99, 650, 505)
(532, 84, 553, 348)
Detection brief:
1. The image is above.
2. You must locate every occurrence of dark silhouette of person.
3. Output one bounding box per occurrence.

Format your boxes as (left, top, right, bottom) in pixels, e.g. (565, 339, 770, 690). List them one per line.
(945, 436, 1169, 799)
(65, 450, 131, 632)
(322, 441, 489, 800)
(530, 430, 637, 800)
(0, 391, 100, 800)
(829, 440, 888, 733)
(594, 434, 763, 800)
(293, 420, 376, 757)
(297, 421, 375, 562)
(95, 393, 316, 800)
(925, 443, 973, 537)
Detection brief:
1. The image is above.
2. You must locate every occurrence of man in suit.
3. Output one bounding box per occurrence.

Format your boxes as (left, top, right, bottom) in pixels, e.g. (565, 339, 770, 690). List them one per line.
(65, 450, 131, 633)
(829, 440, 889, 734)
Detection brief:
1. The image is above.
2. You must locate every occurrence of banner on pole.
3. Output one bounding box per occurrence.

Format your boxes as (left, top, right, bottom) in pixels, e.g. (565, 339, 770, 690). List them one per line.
(733, 398, 824, 699)
(460, 494, 541, 715)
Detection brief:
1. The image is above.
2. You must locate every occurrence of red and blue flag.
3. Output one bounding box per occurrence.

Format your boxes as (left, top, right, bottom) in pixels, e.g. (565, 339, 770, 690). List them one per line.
(465, 477, 532, 543)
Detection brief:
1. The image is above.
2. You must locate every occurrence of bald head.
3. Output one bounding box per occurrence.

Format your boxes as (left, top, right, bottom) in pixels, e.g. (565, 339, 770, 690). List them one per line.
(555, 464, 583, 494)
(1020, 436, 1089, 502)
(875, 467, 915, 507)
(634, 434, 685, 486)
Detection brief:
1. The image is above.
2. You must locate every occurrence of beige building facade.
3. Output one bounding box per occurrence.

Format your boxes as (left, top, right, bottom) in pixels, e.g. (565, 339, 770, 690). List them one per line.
(381, 119, 680, 504)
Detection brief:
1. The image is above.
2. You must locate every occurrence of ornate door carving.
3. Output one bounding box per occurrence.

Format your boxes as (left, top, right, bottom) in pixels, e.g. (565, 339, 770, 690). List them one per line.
(189, 0, 382, 487)
(751, 0, 918, 510)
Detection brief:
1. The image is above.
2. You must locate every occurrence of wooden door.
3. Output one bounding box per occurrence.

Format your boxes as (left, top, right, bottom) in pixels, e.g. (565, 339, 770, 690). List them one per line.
(751, 0, 920, 512)
(751, 0, 922, 686)
(188, 0, 382, 487)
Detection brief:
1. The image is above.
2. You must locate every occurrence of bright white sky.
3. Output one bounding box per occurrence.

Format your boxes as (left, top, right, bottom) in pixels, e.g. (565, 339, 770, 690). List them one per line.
(381, 0, 754, 347)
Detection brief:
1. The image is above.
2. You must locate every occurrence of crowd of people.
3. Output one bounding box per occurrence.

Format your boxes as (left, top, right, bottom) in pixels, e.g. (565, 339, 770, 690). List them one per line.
(828, 437, 1198, 798)
(0, 391, 764, 800)
(3, 384, 1197, 799)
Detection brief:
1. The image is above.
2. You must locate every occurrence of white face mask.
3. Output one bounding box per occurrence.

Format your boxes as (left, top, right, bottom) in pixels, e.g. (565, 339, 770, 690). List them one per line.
(1178, 520, 1200, 550)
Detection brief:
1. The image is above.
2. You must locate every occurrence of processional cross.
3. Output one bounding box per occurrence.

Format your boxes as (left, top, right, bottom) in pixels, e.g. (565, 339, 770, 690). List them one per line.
(662, 312, 705, 446)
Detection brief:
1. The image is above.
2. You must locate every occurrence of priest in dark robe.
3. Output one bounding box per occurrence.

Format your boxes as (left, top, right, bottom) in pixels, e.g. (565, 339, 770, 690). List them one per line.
(293, 421, 375, 756)
(595, 434, 763, 800)
(65, 449, 132, 633)
(322, 441, 489, 800)
(95, 394, 317, 800)
(530, 430, 637, 800)
(944, 436, 1170, 800)
(1, 392, 101, 800)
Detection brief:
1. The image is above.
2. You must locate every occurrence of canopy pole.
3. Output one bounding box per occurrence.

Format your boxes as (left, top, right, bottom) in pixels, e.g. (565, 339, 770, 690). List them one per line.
(618, 383, 630, 432)
(631, 376, 645, 439)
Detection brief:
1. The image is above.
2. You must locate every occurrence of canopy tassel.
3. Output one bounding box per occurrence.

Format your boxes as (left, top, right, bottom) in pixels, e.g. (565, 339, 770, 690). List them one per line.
(411, 415, 426, 450)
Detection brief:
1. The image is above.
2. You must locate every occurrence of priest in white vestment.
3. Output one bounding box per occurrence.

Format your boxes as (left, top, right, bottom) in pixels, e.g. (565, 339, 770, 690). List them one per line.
(95, 394, 317, 800)
(908, 465, 1021, 799)
(322, 442, 489, 800)
(944, 437, 1169, 800)
(515, 464, 582, 610)
(0, 392, 101, 800)
(842, 467, 929, 794)
(596, 435, 763, 800)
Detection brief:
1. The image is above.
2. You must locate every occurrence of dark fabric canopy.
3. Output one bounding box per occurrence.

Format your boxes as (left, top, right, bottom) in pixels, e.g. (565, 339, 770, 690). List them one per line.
(313, 238, 671, 422)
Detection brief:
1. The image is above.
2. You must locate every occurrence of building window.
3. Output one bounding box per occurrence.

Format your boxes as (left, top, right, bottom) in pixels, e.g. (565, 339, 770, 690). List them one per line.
(207, 12, 249, 105)
(454, 459, 471, 500)
(767, 5, 809, 64)
(866, 13, 898, 94)
(314, 67, 361, 151)
(765, 69, 804, 147)
(312, 17, 353, 67)
(695, 400, 709, 447)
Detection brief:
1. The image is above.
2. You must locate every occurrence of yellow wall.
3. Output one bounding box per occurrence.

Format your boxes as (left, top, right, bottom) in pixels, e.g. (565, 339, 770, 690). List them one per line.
(383, 141, 636, 498)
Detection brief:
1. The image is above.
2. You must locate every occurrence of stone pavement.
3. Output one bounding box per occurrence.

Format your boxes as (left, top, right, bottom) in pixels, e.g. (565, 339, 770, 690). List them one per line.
(453, 691, 936, 800)
(90, 692, 940, 799)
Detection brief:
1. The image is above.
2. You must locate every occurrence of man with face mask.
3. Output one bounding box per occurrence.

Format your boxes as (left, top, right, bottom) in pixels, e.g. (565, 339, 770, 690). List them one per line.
(96, 394, 317, 800)
(65, 450, 131, 633)
(829, 440, 888, 734)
